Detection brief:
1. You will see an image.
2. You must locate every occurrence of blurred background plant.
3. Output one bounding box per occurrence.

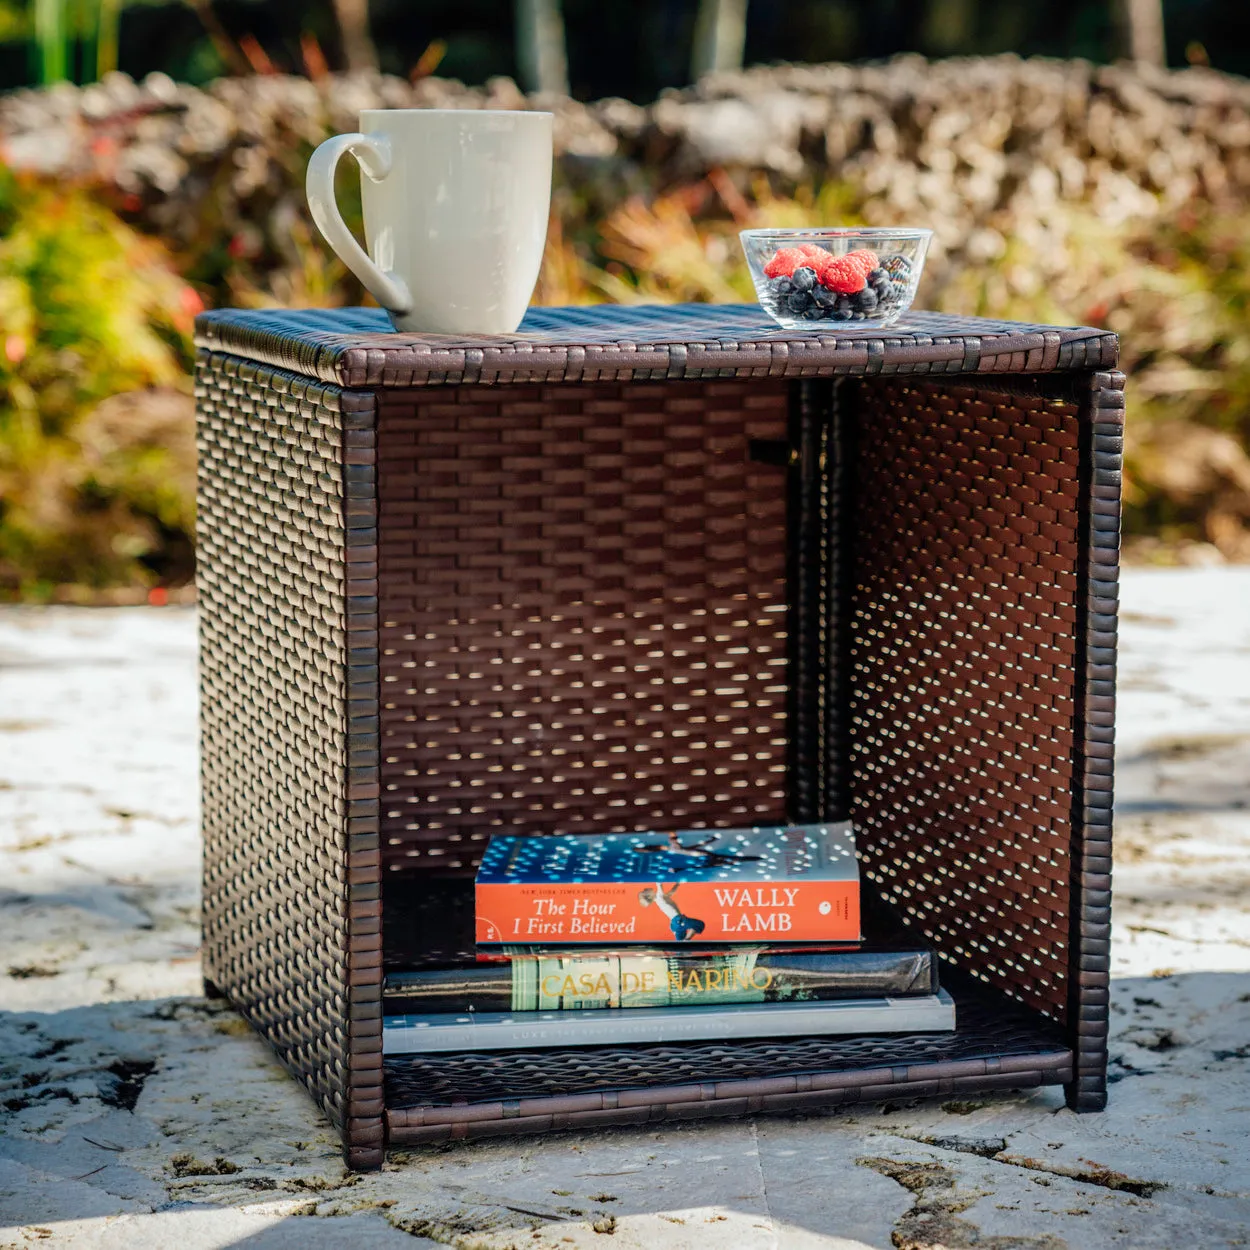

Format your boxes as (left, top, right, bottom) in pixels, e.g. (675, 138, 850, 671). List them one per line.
(0, 0, 1248, 598)
(0, 166, 196, 598)
(0, 0, 1246, 94)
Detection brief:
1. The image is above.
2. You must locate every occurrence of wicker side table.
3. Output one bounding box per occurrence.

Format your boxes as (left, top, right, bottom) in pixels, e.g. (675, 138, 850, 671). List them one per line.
(194, 305, 1121, 1169)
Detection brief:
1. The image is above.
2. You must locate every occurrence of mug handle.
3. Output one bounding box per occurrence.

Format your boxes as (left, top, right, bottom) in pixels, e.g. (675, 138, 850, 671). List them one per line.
(306, 133, 413, 315)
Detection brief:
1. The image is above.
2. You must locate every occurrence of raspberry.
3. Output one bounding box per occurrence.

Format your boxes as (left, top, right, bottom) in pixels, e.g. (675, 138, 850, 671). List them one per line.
(795, 244, 837, 278)
(818, 254, 868, 294)
(805, 252, 838, 282)
(763, 247, 809, 279)
(843, 248, 879, 275)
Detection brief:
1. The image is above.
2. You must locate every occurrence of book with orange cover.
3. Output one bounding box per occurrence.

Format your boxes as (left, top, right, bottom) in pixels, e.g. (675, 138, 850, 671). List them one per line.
(475, 822, 859, 945)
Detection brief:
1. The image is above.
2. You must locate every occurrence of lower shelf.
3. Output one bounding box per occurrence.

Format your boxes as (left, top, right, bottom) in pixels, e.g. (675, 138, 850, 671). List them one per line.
(384, 973, 1072, 1144)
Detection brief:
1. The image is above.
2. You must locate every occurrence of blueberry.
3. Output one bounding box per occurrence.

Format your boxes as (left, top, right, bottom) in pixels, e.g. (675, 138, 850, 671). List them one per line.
(792, 266, 817, 292)
(868, 272, 893, 298)
(771, 276, 795, 296)
(802, 306, 826, 320)
(813, 286, 838, 308)
(856, 287, 879, 312)
(787, 291, 812, 313)
(832, 308, 853, 321)
(834, 295, 853, 314)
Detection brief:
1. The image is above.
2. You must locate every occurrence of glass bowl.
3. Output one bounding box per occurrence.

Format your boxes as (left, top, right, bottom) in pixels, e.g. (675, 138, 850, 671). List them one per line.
(740, 228, 932, 330)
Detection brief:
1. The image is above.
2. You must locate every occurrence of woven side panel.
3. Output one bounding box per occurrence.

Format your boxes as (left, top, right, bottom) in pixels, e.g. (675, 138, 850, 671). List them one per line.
(196, 351, 383, 1166)
(376, 380, 791, 871)
(848, 380, 1081, 1021)
(1066, 370, 1123, 1111)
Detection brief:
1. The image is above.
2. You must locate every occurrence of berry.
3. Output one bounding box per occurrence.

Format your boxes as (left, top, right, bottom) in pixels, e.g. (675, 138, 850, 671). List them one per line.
(762, 243, 912, 324)
(764, 247, 809, 279)
(798, 249, 836, 286)
(795, 243, 832, 268)
(818, 254, 868, 294)
(843, 248, 880, 275)
(797, 244, 844, 286)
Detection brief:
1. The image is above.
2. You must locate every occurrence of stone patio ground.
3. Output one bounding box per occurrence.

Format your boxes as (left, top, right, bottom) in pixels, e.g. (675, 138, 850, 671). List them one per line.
(1, 567, 1248, 1248)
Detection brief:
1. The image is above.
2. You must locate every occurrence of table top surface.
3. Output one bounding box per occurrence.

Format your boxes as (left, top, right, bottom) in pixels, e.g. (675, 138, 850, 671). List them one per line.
(194, 304, 1117, 390)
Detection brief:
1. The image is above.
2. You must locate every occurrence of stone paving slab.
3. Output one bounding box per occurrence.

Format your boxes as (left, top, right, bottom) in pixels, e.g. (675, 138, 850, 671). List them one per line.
(1, 569, 1248, 1249)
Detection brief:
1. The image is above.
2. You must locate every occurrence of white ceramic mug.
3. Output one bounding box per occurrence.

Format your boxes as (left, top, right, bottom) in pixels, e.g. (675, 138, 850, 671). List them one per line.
(306, 109, 553, 335)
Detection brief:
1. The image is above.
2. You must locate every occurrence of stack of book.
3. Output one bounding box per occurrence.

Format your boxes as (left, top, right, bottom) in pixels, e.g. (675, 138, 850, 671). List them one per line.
(382, 822, 954, 1053)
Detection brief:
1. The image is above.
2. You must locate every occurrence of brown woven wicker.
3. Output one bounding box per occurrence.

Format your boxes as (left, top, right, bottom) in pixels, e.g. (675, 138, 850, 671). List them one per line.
(195, 304, 1120, 1167)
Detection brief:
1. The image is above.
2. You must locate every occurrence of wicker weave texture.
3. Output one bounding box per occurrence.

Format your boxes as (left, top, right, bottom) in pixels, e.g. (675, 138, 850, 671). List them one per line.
(376, 380, 792, 869)
(195, 305, 1118, 389)
(192, 307, 1120, 1159)
(383, 977, 1072, 1143)
(196, 351, 384, 1167)
(383, 977, 1065, 1112)
(848, 381, 1081, 1023)
(1065, 370, 1124, 1111)
(386, 1056, 1070, 1143)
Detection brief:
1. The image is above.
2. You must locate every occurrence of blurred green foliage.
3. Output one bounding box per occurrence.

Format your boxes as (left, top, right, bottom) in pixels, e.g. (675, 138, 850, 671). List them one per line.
(0, 167, 197, 597)
(6, 0, 123, 83)
(0, 0, 1248, 94)
(3, 131, 1250, 596)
